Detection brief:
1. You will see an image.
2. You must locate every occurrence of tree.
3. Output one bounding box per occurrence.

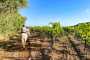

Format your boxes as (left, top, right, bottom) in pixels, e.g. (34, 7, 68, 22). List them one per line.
(0, 0, 28, 36)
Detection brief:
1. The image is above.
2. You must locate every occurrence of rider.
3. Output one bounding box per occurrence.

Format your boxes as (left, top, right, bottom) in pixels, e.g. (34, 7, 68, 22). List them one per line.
(21, 25, 30, 48)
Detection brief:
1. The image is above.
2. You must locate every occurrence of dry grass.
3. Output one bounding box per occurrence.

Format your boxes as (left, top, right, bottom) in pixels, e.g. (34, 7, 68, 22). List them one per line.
(0, 35, 9, 42)
(0, 49, 29, 60)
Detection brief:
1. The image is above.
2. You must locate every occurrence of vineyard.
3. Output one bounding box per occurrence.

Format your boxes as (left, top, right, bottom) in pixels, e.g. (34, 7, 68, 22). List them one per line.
(0, 0, 90, 60)
(0, 22, 90, 60)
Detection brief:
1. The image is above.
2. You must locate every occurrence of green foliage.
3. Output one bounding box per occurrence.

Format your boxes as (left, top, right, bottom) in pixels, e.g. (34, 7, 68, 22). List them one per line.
(0, 0, 27, 36)
(31, 26, 51, 32)
(31, 22, 64, 37)
(31, 26, 52, 37)
(50, 22, 64, 37)
(64, 22, 90, 45)
(63, 26, 74, 35)
(16, 0, 28, 7)
(74, 22, 90, 45)
(0, 13, 25, 35)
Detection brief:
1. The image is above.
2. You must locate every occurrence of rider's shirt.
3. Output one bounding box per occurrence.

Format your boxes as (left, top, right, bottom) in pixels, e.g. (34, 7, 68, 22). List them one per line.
(22, 27, 27, 33)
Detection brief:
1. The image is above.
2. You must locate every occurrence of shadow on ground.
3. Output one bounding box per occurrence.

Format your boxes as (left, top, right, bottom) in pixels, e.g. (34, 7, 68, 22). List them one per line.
(0, 34, 25, 52)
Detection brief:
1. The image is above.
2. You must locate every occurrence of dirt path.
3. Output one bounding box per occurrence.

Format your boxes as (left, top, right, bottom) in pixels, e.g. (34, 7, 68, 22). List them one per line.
(0, 33, 90, 60)
(68, 35, 90, 60)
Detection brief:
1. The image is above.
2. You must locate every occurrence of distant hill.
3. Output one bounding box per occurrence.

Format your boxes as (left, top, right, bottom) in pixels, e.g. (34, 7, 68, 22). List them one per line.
(74, 22, 90, 27)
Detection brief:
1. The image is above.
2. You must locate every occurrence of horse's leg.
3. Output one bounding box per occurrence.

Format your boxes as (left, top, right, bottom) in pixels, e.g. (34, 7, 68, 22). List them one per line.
(23, 33, 28, 49)
(21, 34, 26, 48)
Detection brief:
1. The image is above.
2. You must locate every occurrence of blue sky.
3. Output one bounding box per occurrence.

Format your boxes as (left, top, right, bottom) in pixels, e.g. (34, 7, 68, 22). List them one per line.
(19, 0, 90, 26)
